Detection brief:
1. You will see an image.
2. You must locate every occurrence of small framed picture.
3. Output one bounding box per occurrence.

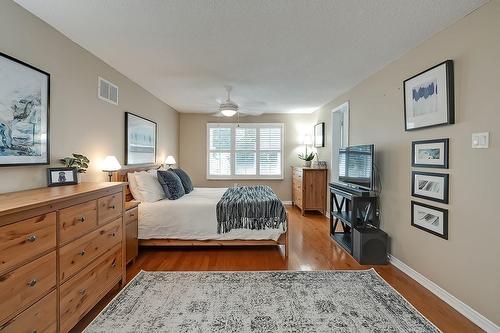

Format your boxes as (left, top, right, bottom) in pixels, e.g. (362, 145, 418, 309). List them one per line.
(404, 60, 454, 131)
(47, 167, 78, 187)
(412, 138, 449, 169)
(314, 122, 325, 148)
(411, 201, 448, 239)
(412, 171, 449, 204)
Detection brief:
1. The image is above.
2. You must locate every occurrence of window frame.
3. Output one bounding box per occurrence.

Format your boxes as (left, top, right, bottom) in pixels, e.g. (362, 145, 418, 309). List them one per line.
(206, 123, 284, 180)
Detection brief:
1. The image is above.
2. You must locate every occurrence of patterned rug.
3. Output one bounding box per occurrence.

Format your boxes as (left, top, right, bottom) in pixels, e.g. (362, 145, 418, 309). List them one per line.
(85, 269, 439, 333)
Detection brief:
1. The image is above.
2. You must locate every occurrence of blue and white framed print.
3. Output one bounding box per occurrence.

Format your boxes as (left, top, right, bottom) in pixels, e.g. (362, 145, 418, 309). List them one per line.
(404, 60, 454, 131)
(125, 112, 157, 165)
(411, 138, 449, 169)
(0, 52, 50, 166)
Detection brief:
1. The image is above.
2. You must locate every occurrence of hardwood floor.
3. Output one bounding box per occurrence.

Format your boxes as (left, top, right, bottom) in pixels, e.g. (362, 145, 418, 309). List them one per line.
(72, 206, 482, 333)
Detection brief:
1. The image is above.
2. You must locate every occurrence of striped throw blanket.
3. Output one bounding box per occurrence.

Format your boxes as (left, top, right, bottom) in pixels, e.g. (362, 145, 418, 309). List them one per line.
(216, 185, 287, 234)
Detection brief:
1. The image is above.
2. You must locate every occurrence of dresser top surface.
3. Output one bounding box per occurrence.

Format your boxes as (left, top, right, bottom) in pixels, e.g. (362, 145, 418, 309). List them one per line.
(0, 182, 126, 216)
(292, 166, 328, 171)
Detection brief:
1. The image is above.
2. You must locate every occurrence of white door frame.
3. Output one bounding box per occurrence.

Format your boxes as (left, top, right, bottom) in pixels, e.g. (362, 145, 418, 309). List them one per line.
(330, 101, 350, 182)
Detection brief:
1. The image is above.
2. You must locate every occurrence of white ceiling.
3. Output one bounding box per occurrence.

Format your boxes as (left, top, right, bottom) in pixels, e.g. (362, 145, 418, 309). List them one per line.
(15, 0, 486, 114)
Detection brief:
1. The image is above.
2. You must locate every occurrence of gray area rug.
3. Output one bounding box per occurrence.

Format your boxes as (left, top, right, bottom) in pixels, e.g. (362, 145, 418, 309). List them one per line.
(85, 269, 439, 333)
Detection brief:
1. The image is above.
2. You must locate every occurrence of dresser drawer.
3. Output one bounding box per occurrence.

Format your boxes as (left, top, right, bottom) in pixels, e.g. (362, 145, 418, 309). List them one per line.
(98, 193, 122, 224)
(0, 251, 56, 323)
(0, 213, 56, 275)
(124, 207, 138, 225)
(59, 218, 122, 282)
(60, 245, 122, 333)
(0, 290, 56, 333)
(59, 200, 98, 244)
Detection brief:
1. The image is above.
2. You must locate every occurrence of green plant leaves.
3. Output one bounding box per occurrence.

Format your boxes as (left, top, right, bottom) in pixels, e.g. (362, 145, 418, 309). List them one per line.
(60, 153, 90, 173)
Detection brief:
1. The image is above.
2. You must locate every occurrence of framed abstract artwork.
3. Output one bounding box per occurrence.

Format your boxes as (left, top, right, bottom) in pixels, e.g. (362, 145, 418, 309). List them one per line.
(411, 171, 449, 204)
(125, 112, 157, 165)
(0, 52, 50, 166)
(411, 201, 448, 240)
(314, 122, 325, 148)
(404, 60, 454, 131)
(411, 138, 449, 169)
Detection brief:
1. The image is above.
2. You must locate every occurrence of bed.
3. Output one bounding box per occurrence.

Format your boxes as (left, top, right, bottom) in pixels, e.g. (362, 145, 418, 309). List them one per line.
(112, 165, 289, 258)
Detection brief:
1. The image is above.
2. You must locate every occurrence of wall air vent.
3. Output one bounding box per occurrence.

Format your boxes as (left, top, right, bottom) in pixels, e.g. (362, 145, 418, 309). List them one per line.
(98, 76, 119, 105)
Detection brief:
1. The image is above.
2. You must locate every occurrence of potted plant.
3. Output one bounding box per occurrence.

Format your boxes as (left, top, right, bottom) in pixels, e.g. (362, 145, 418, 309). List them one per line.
(60, 153, 90, 182)
(298, 151, 315, 167)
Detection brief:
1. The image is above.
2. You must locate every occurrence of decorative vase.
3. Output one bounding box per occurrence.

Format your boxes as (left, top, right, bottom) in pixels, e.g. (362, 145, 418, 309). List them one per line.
(304, 160, 312, 167)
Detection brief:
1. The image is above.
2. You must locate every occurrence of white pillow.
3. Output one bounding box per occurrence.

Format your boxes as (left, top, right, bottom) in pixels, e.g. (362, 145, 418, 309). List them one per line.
(134, 171, 166, 202)
(127, 173, 144, 202)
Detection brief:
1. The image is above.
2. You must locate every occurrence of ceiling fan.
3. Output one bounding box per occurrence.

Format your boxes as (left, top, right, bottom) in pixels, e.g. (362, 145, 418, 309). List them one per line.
(218, 86, 239, 117)
(212, 86, 265, 117)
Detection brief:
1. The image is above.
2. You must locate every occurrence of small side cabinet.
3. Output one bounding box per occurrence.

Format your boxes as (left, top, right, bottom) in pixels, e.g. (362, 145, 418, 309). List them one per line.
(124, 201, 139, 265)
(291, 167, 328, 216)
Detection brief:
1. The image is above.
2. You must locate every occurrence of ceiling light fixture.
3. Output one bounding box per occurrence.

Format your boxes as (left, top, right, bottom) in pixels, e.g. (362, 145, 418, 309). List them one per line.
(219, 86, 238, 117)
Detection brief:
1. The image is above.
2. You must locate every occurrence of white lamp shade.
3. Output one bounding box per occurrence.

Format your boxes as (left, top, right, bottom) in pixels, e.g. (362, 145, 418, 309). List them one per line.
(221, 109, 237, 117)
(302, 134, 312, 145)
(102, 155, 121, 171)
(165, 155, 176, 165)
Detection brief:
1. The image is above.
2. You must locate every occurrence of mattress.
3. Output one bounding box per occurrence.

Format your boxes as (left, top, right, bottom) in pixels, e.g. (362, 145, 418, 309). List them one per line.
(138, 187, 285, 241)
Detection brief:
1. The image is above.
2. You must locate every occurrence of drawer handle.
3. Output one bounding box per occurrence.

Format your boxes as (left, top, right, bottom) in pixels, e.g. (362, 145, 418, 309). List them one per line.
(79, 250, 86, 256)
(112, 232, 116, 237)
(77, 216, 86, 223)
(111, 260, 117, 268)
(129, 213, 135, 218)
(26, 234, 37, 242)
(32, 330, 37, 333)
(79, 288, 87, 295)
(27, 279, 37, 287)
(108, 205, 116, 209)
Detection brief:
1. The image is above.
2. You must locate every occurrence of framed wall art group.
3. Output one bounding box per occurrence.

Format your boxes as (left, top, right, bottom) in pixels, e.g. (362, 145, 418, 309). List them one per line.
(405, 60, 454, 240)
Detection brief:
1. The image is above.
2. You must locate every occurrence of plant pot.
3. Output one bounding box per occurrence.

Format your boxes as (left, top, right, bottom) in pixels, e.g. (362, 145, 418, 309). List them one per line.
(304, 160, 312, 167)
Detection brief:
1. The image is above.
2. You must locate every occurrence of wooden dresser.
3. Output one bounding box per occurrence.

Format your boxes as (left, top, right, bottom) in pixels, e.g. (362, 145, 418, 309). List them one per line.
(291, 167, 328, 216)
(0, 182, 126, 333)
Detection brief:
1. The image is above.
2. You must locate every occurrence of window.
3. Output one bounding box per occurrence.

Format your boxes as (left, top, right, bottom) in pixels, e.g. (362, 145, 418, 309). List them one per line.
(207, 123, 284, 179)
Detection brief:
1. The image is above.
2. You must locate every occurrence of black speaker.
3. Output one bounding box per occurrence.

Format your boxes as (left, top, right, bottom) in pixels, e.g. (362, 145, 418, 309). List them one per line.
(353, 226, 388, 265)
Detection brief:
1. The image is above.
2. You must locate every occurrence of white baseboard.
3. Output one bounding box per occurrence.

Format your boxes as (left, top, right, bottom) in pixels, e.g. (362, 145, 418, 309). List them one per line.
(388, 255, 499, 333)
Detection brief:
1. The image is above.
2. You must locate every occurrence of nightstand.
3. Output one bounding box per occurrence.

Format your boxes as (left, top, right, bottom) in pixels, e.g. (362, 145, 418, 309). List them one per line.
(124, 201, 139, 264)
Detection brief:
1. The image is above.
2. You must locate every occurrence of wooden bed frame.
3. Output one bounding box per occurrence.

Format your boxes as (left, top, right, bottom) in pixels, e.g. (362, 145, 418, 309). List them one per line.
(112, 165, 289, 258)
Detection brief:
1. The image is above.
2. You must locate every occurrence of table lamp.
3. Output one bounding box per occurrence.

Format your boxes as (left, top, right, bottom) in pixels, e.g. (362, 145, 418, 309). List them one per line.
(165, 156, 176, 168)
(102, 155, 121, 181)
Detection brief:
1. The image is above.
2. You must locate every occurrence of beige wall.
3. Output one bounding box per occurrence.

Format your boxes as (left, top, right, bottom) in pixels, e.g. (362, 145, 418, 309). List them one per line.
(179, 113, 318, 201)
(0, 1, 178, 194)
(313, 1, 499, 325)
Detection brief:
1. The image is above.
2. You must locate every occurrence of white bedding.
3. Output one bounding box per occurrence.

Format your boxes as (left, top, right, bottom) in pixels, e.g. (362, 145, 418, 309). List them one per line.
(138, 187, 285, 241)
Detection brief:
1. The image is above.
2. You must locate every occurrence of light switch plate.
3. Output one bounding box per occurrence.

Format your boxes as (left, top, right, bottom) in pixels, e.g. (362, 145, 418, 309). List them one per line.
(472, 132, 489, 149)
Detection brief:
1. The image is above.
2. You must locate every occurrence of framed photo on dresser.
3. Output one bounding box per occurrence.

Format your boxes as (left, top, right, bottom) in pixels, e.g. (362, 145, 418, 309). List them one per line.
(0, 52, 50, 166)
(47, 167, 78, 187)
(125, 112, 157, 165)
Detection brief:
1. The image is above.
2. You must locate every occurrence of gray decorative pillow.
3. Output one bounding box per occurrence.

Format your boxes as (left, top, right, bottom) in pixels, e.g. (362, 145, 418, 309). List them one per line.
(169, 168, 193, 194)
(157, 170, 185, 200)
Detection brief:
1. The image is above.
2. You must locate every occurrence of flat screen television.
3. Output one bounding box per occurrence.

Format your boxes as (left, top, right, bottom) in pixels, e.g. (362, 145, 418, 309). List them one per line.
(337, 144, 375, 191)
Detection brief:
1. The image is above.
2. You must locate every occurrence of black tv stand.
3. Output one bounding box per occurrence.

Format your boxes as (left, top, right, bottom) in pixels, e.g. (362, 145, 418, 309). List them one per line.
(329, 182, 379, 255)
